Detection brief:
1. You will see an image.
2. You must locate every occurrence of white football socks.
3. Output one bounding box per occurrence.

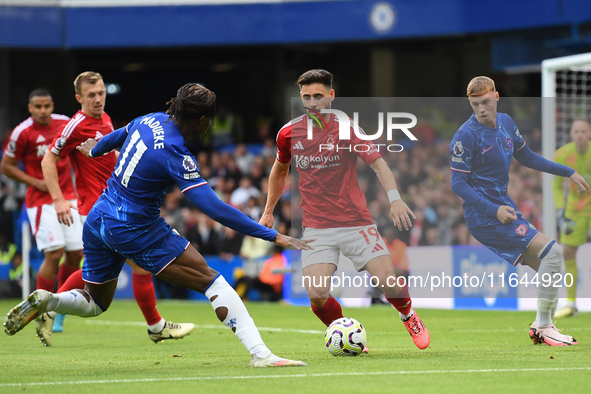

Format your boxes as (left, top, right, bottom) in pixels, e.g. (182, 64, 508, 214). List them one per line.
(46, 290, 104, 318)
(205, 275, 271, 358)
(535, 241, 563, 327)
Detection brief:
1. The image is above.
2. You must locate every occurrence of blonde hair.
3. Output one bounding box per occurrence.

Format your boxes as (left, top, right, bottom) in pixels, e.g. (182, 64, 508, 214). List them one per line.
(74, 71, 103, 95)
(466, 76, 496, 97)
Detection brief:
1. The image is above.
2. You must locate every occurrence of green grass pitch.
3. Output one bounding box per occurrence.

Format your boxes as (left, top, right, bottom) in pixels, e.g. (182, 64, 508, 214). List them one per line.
(0, 299, 589, 393)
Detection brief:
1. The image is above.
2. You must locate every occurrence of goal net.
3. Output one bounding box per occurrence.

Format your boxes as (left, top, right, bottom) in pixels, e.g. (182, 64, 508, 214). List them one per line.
(541, 52, 591, 240)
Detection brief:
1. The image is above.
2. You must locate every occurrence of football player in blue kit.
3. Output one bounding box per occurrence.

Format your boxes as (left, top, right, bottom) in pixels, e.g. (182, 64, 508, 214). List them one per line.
(4, 83, 312, 367)
(450, 76, 589, 346)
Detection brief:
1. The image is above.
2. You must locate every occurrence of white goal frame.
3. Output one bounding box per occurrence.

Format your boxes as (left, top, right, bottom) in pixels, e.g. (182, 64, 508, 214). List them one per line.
(541, 52, 591, 240)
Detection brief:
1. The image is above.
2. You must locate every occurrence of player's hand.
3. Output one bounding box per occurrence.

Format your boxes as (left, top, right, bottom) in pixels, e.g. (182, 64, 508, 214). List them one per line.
(54, 198, 78, 226)
(390, 200, 416, 231)
(273, 233, 315, 250)
(496, 205, 517, 224)
(76, 138, 98, 158)
(259, 212, 275, 229)
(569, 172, 590, 194)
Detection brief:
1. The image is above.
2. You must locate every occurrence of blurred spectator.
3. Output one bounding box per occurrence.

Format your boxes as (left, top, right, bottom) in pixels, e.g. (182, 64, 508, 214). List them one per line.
(244, 196, 263, 221)
(234, 245, 286, 302)
(211, 225, 244, 261)
(210, 104, 243, 148)
(528, 127, 542, 153)
(250, 159, 266, 190)
(234, 143, 255, 175)
(185, 210, 217, 255)
(160, 186, 187, 235)
(261, 137, 277, 159)
(256, 115, 275, 142)
(221, 153, 242, 187)
(230, 176, 260, 208)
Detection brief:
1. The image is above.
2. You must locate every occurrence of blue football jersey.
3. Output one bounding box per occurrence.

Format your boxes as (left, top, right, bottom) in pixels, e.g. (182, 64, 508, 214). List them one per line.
(450, 112, 526, 228)
(97, 112, 206, 218)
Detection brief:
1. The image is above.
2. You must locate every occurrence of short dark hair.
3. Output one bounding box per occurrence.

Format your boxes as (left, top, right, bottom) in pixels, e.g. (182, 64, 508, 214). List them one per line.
(166, 83, 217, 121)
(296, 69, 333, 89)
(28, 89, 51, 102)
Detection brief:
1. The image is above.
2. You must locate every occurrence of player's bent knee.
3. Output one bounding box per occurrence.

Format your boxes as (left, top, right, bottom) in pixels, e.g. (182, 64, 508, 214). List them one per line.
(539, 242, 563, 271)
(546, 242, 563, 260)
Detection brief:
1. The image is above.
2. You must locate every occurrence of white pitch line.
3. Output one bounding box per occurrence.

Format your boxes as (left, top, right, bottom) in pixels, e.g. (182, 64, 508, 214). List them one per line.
(2, 367, 590, 388)
(83, 320, 591, 334)
(84, 320, 325, 334)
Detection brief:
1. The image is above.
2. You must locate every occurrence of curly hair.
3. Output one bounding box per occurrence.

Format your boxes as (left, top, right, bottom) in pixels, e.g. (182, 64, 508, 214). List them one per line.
(166, 83, 216, 121)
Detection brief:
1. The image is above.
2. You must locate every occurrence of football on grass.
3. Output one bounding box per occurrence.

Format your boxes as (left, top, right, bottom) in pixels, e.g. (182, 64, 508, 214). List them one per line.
(325, 317, 367, 356)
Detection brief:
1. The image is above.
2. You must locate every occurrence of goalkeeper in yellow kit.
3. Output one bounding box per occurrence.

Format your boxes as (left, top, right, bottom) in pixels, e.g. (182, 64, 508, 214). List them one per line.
(553, 118, 591, 318)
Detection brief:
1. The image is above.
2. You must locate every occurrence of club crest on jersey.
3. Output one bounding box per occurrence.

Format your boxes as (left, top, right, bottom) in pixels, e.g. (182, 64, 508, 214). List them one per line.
(322, 135, 335, 151)
(515, 224, 528, 236)
(505, 137, 513, 149)
(453, 141, 464, 156)
(182, 155, 197, 171)
(56, 137, 66, 150)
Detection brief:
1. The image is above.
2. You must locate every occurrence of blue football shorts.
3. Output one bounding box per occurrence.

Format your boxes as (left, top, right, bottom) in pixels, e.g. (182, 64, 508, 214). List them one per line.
(469, 217, 539, 266)
(82, 207, 190, 284)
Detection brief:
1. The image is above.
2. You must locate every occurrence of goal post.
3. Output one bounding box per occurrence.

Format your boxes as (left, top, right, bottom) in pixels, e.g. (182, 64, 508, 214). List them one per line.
(541, 52, 591, 240)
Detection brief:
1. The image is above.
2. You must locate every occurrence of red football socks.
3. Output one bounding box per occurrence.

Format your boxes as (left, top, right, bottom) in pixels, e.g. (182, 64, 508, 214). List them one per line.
(132, 273, 162, 325)
(57, 269, 85, 292)
(311, 295, 344, 327)
(58, 264, 80, 289)
(386, 283, 412, 316)
(36, 274, 56, 292)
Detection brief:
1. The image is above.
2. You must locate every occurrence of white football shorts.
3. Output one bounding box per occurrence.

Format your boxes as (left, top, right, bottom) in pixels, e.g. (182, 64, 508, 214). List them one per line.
(26, 200, 83, 252)
(301, 225, 390, 271)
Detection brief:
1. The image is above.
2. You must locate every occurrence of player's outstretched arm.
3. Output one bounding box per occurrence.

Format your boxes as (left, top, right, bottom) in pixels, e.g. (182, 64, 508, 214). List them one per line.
(513, 144, 575, 178)
(260, 159, 290, 229)
(185, 182, 312, 249)
(569, 171, 590, 194)
(369, 158, 416, 231)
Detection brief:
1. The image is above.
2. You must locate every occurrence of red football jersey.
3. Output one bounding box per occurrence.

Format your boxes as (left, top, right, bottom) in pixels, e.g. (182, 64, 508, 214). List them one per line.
(276, 113, 381, 229)
(49, 110, 117, 215)
(4, 114, 76, 208)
